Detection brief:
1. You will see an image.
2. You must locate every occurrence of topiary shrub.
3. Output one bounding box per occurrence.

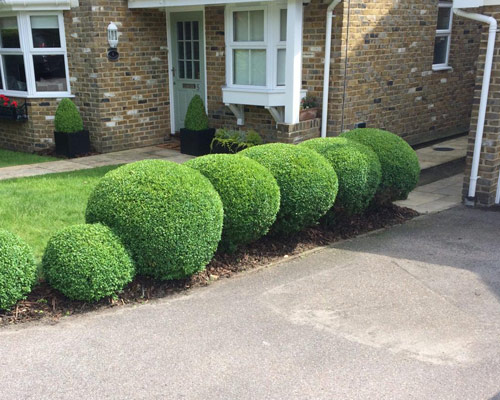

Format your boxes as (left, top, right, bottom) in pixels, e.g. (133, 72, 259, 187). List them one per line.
(184, 94, 209, 131)
(85, 160, 223, 280)
(240, 143, 338, 235)
(54, 98, 84, 133)
(0, 229, 37, 310)
(186, 154, 280, 252)
(299, 137, 381, 217)
(42, 224, 135, 302)
(340, 128, 420, 202)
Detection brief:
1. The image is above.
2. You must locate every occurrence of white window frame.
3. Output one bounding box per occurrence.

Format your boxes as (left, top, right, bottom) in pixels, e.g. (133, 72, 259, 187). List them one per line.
(225, 2, 287, 91)
(0, 11, 71, 98)
(433, 1, 453, 71)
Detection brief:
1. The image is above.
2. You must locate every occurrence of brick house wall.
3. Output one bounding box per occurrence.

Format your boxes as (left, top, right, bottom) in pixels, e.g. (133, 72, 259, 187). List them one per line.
(463, 6, 500, 207)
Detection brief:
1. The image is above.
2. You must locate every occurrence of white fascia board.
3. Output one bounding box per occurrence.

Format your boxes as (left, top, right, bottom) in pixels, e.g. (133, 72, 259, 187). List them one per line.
(454, 0, 500, 8)
(129, 0, 272, 8)
(0, 0, 79, 10)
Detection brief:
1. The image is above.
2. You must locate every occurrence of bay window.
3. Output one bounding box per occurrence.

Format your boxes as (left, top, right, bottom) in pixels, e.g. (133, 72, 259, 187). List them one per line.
(0, 12, 71, 97)
(433, 1, 453, 70)
(225, 3, 288, 90)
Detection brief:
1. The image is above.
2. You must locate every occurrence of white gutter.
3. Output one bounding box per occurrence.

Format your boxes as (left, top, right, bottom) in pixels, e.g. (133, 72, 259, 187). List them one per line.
(453, 8, 498, 202)
(321, 0, 342, 138)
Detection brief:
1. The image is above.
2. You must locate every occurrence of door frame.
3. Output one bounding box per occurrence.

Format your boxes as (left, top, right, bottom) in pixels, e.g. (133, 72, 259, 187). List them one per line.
(166, 6, 208, 134)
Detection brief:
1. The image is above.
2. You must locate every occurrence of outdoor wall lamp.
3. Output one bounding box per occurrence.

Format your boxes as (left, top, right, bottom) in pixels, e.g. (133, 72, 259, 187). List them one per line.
(107, 22, 119, 61)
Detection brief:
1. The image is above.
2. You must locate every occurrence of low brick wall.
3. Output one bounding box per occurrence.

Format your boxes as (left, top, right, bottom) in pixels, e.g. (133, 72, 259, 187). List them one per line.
(276, 119, 321, 144)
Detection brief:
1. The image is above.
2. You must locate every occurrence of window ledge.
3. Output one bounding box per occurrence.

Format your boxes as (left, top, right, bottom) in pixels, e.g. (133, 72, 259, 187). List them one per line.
(222, 86, 306, 107)
(0, 92, 74, 99)
(432, 65, 453, 72)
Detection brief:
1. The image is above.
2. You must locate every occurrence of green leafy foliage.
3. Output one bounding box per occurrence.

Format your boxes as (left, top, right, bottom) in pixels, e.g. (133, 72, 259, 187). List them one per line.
(299, 137, 381, 217)
(0, 229, 37, 310)
(184, 95, 209, 131)
(341, 128, 420, 202)
(85, 160, 223, 280)
(186, 154, 280, 252)
(241, 143, 338, 235)
(54, 98, 84, 133)
(211, 129, 263, 153)
(42, 224, 134, 302)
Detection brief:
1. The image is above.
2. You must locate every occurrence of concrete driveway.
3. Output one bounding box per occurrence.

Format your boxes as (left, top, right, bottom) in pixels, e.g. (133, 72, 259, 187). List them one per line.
(1, 206, 500, 399)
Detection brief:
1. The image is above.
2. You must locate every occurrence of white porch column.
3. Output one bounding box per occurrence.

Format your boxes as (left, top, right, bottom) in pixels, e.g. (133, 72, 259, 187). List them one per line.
(284, 0, 303, 124)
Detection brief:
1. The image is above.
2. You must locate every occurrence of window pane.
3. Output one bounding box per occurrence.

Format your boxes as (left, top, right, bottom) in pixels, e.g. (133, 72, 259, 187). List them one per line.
(277, 49, 286, 86)
(33, 55, 67, 92)
(3, 55, 27, 91)
(185, 22, 191, 40)
(178, 41, 184, 60)
(194, 61, 200, 79)
(433, 36, 448, 65)
(250, 49, 266, 86)
(177, 22, 183, 40)
(249, 11, 264, 41)
(234, 49, 250, 85)
(186, 41, 192, 60)
(178, 61, 185, 79)
(437, 7, 451, 30)
(186, 60, 193, 79)
(0, 68, 3, 90)
(31, 16, 61, 48)
(280, 9, 287, 42)
(193, 41, 199, 60)
(193, 21, 199, 40)
(234, 11, 249, 42)
(0, 17, 20, 49)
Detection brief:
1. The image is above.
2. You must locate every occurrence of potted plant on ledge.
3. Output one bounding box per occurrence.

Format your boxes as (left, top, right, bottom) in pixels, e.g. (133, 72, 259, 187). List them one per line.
(54, 98, 90, 158)
(300, 95, 319, 121)
(180, 95, 215, 156)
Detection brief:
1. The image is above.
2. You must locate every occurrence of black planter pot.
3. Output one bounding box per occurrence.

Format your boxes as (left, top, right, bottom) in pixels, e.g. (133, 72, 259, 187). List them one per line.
(210, 140, 248, 154)
(54, 130, 91, 158)
(180, 128, 215, 156)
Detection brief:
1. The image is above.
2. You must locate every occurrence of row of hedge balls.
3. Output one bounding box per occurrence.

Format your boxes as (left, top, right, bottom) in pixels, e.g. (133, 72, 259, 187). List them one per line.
(0, 129, 420, 309)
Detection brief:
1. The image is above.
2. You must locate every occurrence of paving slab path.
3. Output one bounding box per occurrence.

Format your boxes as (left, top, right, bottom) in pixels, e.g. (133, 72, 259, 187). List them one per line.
(0, 145, 193, 181)
(1, 206, 499, 399)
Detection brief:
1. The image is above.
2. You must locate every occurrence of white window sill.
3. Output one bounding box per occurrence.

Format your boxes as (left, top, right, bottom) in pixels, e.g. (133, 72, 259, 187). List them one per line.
(0, 91, 74, 99)
(432, 65, 453, 72)
(222, 86, 306, 107)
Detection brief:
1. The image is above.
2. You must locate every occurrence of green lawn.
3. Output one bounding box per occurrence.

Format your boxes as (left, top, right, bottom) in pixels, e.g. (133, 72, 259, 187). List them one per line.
(0, 149, 60, 168)
(0, 165, 119, 263)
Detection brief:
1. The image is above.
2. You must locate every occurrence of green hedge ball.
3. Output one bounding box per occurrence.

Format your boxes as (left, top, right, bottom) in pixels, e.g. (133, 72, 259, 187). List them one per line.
(240, 143, 338, 235)
(42, 223, 135, 302)
(340, 128, 420, 201)
(0, 229, 37, 310)
(186, 154, 280, 253)
(85, 160, 223, 280)
(299, 137, 381, 216)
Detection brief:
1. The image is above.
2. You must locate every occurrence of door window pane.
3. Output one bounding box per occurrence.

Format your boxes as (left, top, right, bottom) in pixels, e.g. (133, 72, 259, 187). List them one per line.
(193, 41, 199, 60)
(437, 7, 451, 30)
(277, 49, 286, 86)
(177, 21, 183, 40)
(233, 10, 264, 42)
(3, 55, 27, 91)
(185, 22, 191, 40)
(0, 17, 20, 49)
(433, 36, 448, 65)
(194, 61, 200, 79)
(193, 21, 199, 40)
(186, 60, 193, 79)
(178, 61, 185, 79)
(33, 55, 67, 92)
(178, 41, 184, 59)
(280, 9, 287, 42)
(31, 16, 61, 48)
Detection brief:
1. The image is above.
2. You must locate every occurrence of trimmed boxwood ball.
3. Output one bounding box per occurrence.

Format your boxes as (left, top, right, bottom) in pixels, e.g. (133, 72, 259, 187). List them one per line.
(340, 128, 420, 201)
(299, 137, 381, 216)
(185, 154, 280, 252)
(42, 224, 134, 302)
(0, 230, 37, 310)
(240, 143, 338, 235)
(85, 160, 223, 280)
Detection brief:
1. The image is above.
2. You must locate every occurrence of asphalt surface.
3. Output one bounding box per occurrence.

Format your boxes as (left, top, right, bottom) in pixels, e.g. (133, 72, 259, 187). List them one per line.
(1, 206, 500, 399)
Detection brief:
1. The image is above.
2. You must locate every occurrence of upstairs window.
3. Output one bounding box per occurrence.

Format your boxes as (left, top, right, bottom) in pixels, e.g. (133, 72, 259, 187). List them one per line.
(433, 2, 453, 70)
(0, 13, 70, 97)
(226, 3, 288, 89)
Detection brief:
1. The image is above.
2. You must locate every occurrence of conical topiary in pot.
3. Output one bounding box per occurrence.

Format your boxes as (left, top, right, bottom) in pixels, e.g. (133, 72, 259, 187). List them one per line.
(180, 95, 215, 156)
(54, 98, 90, 158)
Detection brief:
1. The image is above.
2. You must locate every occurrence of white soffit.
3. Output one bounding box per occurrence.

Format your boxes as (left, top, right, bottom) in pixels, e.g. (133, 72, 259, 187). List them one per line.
(129, 0, 273, 8)
(454, 0, 500, 8)
(0, 0, 79, 11)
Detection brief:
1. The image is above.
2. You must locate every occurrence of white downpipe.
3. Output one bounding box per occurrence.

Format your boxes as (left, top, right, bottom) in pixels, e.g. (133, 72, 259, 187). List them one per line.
(454, 9, 498, 200)
(496, 172, 500, 204)
(321, 0, 342, 138)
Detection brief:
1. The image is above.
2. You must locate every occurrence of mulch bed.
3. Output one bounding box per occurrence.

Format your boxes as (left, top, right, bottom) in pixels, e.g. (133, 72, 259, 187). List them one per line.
(0, 204, 418, 327)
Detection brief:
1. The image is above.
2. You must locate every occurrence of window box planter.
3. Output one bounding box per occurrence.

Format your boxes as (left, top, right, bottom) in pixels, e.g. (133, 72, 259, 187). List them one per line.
(54, 130, 91, 158)
(180, 128, 216, 157)
(0, 103, 28, 122)
(299, 107, 319, 122)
